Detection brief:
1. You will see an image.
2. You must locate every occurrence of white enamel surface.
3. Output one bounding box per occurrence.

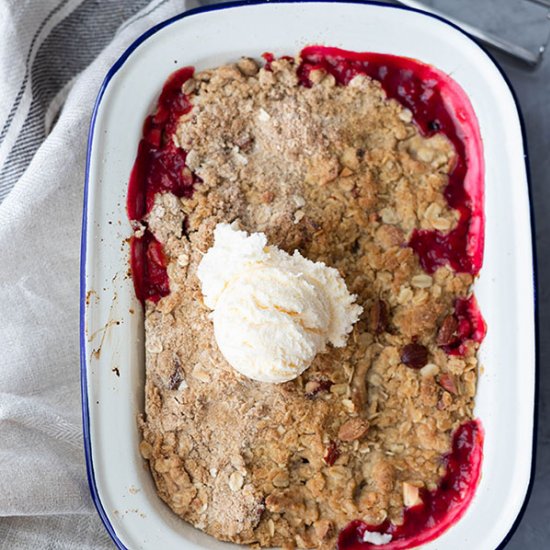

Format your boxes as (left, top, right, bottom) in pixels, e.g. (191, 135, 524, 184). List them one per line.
(82, 3, 535, 549)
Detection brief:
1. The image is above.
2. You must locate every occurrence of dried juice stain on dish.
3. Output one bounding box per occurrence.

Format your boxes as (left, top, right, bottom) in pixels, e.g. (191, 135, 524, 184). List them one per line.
(338, 420, 483, 549)
(128, 46, 486, 549)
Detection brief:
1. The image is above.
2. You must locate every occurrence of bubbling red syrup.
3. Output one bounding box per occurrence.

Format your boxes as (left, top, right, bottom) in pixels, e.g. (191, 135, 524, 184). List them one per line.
(262, 52, 275, 70)
(130, 230, 170, 303)
(127, 66, 197, 302)
(297, 46, 484, 276)
(445, 295, 487, 356)
(337, 420, 484, 550)
(127, 66, 197, 220)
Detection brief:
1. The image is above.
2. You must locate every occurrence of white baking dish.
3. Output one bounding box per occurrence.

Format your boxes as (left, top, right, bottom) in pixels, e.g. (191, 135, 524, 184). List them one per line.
(80, 2, 536, 549)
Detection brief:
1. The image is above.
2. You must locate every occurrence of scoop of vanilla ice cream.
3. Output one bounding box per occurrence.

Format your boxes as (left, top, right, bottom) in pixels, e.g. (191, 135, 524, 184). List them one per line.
(197, 223, 362, 383)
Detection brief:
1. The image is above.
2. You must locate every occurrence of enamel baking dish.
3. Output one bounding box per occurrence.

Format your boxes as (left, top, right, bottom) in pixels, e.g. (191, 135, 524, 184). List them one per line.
(80, 1, 536, 549)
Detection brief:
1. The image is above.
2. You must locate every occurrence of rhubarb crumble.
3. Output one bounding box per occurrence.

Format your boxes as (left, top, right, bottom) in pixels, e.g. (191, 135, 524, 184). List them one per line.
(132, 48, 485, 550)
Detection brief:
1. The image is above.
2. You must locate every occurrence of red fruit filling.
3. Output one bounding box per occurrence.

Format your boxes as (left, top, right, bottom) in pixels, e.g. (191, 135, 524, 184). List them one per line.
(337, 420, 484, 550)
(297, 46, 484, 276)
(127, 66, 198, 302)
(129, 230, 170, 303)
(448, 295, 487, 356)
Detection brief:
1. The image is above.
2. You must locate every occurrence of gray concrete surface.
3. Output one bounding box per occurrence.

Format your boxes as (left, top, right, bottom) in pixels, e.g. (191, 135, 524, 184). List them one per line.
(198, 1, 549, 547)
(492, 35, 550, 550)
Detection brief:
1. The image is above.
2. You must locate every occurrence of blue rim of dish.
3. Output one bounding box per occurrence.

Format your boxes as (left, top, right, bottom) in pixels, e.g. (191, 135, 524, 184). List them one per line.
(80, 1, 538, 549)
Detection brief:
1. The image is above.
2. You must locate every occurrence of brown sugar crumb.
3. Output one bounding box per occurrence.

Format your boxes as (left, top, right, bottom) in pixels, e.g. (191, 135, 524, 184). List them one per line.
(139, 57, 479, 549)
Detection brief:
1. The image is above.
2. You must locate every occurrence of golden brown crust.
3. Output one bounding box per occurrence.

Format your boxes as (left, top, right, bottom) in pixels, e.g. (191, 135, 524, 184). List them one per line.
(139, 57, 479, 549)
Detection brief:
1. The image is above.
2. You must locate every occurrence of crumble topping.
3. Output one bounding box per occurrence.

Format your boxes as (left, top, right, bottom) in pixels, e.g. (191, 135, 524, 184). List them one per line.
(139, 56, 479, 549)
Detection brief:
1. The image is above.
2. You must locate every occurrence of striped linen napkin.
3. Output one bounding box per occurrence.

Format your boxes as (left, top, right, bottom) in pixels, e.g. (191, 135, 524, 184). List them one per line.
(0, 1, 196, 548)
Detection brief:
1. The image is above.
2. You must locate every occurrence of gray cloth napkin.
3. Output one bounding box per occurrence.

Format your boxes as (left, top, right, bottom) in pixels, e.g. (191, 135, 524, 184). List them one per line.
(0, 0, 196, 547)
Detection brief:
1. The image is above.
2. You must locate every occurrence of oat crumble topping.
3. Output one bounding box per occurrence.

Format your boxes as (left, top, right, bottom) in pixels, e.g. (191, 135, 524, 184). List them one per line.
(138, 55, 480, 549)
